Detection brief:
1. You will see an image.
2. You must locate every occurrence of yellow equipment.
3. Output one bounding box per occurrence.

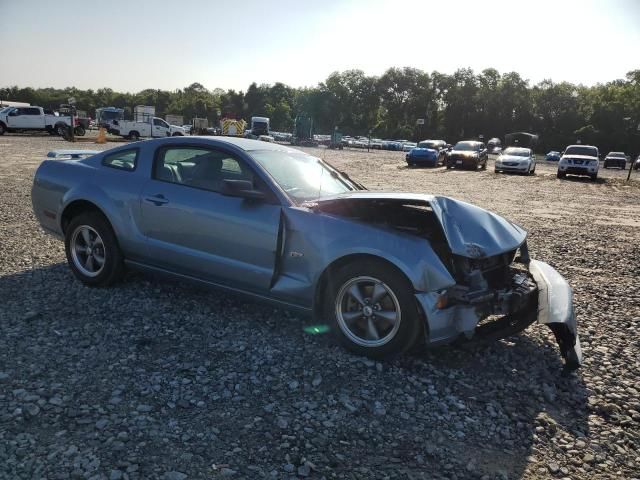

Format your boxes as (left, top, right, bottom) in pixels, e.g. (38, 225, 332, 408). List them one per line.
(221, 118, 247, 136)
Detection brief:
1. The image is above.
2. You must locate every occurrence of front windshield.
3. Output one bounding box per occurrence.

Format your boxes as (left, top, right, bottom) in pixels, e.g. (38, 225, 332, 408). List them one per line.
(453, 142, 479, 151)
(503, 147, 530, 157)
(418, 141, 438, 149)
(565, 146, 598, 156)
(251, 149, 355, 203)
(608, 152, 625, 158)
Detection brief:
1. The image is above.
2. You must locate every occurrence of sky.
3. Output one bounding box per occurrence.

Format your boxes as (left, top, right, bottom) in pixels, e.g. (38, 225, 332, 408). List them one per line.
(1, 0, 639, 92)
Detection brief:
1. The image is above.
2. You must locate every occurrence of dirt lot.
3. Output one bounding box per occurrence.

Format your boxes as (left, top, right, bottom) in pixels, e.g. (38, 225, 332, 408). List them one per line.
(1, 134, 639, 480)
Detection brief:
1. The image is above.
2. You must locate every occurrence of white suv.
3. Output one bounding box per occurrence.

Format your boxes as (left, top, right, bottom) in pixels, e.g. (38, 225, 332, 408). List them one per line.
(557, 145, 599, 181)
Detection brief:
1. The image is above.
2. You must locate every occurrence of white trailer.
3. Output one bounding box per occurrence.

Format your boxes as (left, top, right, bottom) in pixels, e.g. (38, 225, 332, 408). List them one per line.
(133, 105, 155, 123)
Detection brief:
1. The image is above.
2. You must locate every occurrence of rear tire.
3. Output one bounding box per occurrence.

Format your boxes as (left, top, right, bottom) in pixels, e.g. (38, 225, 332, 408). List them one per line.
(325, 259, 423, 359)
(74, 126, 86, 136)
(0, 123, 6, 135)
(64, 212, 124, 287)
(129, 131, 140, 141)
(590, 173, 598, 181)
(481, 159, 487, 170)
(557, 171, 566, 179)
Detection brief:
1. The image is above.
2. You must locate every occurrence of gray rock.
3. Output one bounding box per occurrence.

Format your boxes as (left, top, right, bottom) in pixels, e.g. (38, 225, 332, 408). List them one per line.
(23, 403, 40, 417)
(95, 419, 108, 430)
(298, 464, 311, 477)
(109, 470, 124, 480)
(164, 472, 187, 480)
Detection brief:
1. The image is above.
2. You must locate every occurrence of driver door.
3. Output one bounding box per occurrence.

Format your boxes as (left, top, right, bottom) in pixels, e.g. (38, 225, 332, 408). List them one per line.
(152, 118, 170, 137)
(137, 145, 282, 293)
(8, 108, 30, 128)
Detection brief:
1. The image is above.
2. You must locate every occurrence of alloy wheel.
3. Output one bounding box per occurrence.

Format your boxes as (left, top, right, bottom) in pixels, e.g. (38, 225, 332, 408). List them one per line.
(335, 276, 401, 347)
(70, 225, 106, 277)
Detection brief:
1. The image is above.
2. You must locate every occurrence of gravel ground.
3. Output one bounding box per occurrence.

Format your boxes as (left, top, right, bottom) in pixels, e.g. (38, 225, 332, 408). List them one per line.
(1, 134, 639, 480)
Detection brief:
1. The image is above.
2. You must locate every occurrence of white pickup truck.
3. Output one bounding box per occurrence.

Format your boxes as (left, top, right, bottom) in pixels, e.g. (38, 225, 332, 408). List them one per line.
(110, 117, 185, 140)
(0, 106, 72, 136)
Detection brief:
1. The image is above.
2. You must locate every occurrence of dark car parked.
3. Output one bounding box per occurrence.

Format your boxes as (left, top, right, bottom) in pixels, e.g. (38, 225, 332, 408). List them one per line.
(545, 151, 561, 161)
(405, 139, 447, 167)
(446, 141, 488, 170)
(603, 151, 627, 169)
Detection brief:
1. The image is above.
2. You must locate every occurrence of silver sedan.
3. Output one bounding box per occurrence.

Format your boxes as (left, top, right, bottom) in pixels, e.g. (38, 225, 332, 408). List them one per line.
(495, 147, 536, 175)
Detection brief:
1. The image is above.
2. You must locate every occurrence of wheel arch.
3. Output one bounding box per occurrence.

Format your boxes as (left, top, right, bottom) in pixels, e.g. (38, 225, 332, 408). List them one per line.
(312, 253, 415, 322)
(60, 199, 112, 235)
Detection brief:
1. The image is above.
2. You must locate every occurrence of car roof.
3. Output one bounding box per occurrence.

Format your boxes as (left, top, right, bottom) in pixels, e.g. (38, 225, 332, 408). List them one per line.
(145, 135, 299, 152)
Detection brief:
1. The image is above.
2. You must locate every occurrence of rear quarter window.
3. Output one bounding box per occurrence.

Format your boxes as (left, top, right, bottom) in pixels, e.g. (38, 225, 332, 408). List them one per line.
(102, 149, 138, 171)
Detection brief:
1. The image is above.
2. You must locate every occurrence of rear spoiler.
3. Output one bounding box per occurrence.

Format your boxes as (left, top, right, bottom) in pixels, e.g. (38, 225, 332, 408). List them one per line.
(47, 150, 100, 159)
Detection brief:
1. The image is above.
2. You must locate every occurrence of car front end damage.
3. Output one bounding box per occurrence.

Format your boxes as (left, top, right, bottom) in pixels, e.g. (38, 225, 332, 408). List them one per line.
(309, 193, 581, 369)
(415, 245, 581, 371)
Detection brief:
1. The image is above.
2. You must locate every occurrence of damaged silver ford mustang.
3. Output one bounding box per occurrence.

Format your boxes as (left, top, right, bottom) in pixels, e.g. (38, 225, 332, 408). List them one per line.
(32, 137, 581, 369)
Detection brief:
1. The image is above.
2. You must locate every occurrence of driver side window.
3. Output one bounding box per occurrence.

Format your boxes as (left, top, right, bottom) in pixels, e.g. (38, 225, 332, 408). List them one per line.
(154, 147, 253, 193)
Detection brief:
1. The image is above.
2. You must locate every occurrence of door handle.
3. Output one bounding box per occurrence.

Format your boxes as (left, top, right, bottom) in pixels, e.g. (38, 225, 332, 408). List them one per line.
(144, 194, 169, 206)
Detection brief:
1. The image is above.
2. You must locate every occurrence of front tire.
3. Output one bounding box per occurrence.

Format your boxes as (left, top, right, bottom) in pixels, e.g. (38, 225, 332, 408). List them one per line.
(325, 259, 423, 359)
(0, 123, 6, 135)
(64, 212, 124, 287)
(74, 125, 86, 136)
(557, 171, 566, 179)
(590, 173, 598, 181)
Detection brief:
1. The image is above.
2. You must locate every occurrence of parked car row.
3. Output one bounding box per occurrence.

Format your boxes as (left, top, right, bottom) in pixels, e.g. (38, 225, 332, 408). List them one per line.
(404, 139, 637, 181)
(405, 139, 488, 170)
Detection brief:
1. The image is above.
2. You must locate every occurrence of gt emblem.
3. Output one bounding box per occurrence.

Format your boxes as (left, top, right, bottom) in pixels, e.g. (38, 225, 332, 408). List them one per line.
(290, 251, 304, 258)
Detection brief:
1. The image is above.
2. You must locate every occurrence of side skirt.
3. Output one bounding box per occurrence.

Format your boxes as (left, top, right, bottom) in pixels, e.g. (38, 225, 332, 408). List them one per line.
(124, 259, 313, 316)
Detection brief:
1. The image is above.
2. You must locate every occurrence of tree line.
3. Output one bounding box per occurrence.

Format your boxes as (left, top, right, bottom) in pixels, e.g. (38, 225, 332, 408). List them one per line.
(2, 67, 639, 153)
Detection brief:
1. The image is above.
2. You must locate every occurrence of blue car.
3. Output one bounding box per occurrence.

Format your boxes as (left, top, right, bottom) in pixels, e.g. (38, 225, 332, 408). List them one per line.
(31, 137, 581, 367)
(545, 151, 561, 161)
(406, 139, 447, 167)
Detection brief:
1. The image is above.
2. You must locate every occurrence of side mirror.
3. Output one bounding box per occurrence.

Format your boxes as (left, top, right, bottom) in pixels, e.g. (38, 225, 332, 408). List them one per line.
(222, 179, 266, 201)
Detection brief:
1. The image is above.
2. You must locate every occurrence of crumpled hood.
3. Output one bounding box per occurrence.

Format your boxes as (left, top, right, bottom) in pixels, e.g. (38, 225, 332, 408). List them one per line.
(309, 192, 527, 258)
